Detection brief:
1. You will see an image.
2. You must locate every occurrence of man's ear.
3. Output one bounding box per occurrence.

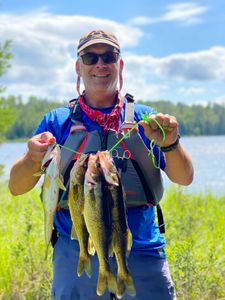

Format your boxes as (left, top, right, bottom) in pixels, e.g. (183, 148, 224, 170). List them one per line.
(119, 59, 124, 91)
(119, 58, 124, 74)
(75, 60, 81, 76)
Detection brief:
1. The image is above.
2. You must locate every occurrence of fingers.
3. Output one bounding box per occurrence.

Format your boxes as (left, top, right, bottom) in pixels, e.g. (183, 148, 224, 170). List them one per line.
(38, 132, 56, 144)
(27, 132, 56, 163)
(147, 113, 178, 131)
(140, 113, 179, 146)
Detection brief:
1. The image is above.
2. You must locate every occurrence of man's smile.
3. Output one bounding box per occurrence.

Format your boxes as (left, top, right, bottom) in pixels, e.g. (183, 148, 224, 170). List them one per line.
(93, 74, 110, 78)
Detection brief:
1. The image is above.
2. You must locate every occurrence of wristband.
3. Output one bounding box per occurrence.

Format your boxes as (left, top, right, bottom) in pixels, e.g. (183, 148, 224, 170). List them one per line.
(160, 135, 180, 153)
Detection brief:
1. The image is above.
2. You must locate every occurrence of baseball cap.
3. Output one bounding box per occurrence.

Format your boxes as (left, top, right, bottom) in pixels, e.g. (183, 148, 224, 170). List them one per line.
(77, 30, 120, 55)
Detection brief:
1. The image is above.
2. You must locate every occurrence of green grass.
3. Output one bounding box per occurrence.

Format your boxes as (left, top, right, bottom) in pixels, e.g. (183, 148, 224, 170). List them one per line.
(0, 183, 52, 300)
(162, 186, 225, 300)
(0, 182, 225, 299)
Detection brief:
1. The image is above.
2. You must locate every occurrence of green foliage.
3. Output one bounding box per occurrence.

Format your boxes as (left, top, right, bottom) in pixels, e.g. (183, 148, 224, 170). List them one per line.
(0, 183, 225, 298)
(138, 100, 225, 136)
(0, 96, 224, 140)
(0, 97, 16, 142)
(0, 40, 15, 142)
(0, 184, 52, 299)
(0, 164, 4, 177)
(5, 96, 66, 139)
(0, 40, 12, 78)
(162, 187, 225, 300)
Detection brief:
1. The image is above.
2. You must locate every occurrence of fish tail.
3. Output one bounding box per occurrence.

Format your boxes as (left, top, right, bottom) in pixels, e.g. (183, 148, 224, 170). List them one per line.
(117, 272, 136, 299)
(56, 175, 66, 191)
(88, 237, 95, 256)
(77, 255, 92, 278)
(126, 229, 133, 256)
(97, 270, 117, 296)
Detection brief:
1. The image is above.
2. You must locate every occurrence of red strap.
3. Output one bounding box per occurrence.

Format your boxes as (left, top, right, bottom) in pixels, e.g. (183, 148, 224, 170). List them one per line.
(120, 140, 135, 160)
(72, 132, 89, 160)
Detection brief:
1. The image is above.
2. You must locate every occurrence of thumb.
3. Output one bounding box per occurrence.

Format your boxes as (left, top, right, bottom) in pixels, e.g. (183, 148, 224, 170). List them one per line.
(39, 132, 56, 144)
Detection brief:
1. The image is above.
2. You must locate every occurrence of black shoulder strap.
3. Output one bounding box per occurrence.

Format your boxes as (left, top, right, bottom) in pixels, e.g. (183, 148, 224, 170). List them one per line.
(69, 98, 83, 123)
(157, 204, 165, 234)
(125, 93, 135, 103)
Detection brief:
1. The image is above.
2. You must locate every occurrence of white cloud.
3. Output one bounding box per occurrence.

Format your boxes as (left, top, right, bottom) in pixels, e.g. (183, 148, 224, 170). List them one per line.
(163, 2, 208, 24)
(213, 95, 225, 105)
(178, 86, 205, 96)
(154, 47, 225, 81)
(1, 10, 225, 104)
(1, 11, 143, 100)
(123, 47, 225, 83)
(130, 2, 208, 26)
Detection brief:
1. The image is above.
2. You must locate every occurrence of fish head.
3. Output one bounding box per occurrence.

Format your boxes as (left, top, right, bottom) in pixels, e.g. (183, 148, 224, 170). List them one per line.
(70, 153, 89, 185)
(41, 143, 58, 169)
(98, 151, 119, 186)
(85, 153, 101, 186)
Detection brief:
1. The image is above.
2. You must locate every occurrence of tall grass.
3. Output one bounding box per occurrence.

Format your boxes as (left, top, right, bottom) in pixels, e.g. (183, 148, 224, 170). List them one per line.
(0, 183, 225, 299)
(163, 186, 225, 300)
(0, 184, 52, 300)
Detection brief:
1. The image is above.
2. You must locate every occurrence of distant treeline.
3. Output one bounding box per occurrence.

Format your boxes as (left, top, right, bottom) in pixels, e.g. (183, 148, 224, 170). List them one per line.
(2, 95, 225, 140)
(4, 96, 67, 140)
(138, 99, 225, 136)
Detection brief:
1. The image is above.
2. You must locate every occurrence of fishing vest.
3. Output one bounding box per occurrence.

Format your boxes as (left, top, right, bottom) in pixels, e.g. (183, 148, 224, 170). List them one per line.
(58, 94, 165, 232)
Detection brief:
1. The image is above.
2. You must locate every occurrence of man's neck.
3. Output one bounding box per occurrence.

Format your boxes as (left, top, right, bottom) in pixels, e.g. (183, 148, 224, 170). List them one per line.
(83, 91, 118, 108)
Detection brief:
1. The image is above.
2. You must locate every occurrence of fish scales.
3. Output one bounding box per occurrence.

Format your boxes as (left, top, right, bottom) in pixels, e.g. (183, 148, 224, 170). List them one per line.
(41, 144, 66, 259)
(68, 154, 92, 278)
(98, 150, 136, 299)
(83, 153, 117, 296)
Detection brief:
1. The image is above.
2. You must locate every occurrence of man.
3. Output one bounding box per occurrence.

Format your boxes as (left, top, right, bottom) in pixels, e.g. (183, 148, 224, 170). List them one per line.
(9, 30, 194, 300)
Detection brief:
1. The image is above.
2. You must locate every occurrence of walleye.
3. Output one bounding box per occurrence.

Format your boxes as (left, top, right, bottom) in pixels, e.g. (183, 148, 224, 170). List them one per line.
(41, 144, 66, 259)
(83, 153, 117, 296)
(68, 154, 93, 278)
(99, 151, 136, 299)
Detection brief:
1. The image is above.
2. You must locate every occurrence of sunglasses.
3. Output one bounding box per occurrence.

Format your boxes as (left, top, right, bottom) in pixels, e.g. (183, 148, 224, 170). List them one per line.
(79, 50, 120, 65)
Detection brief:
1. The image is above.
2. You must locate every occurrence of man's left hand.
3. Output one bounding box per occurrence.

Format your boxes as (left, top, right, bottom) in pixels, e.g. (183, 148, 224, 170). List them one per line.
(140, 113, 179, 147)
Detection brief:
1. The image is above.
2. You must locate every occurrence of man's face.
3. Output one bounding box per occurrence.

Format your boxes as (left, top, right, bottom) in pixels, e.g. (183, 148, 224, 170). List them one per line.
(76, 44, 123, 97)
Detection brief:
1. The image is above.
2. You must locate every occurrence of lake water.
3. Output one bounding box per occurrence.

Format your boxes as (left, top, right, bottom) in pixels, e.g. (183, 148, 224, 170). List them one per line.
(0, 136, 225, 196)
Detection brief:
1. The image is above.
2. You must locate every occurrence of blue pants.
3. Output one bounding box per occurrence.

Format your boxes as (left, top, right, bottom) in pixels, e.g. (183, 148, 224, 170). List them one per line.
(52, 235, 176, 300)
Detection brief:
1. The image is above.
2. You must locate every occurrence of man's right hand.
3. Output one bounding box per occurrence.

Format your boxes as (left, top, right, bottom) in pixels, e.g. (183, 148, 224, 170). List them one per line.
(8, 131, 56, 195)
(27, 132, 56, 163)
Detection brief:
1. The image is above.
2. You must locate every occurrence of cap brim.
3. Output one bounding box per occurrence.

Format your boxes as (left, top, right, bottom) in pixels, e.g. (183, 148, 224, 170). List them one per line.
(77, 38, 120, 54)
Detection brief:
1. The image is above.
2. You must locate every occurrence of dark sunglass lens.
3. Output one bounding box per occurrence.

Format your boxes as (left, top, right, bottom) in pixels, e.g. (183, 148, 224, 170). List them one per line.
(81, 51, 119, 65)
(81, 53, 98, 65)
(102, 52, 118, 64)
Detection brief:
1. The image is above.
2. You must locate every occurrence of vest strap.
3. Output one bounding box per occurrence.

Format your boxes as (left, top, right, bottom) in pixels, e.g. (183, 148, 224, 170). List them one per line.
(157, 204, 165, 234)
(124, 93, 135, 123)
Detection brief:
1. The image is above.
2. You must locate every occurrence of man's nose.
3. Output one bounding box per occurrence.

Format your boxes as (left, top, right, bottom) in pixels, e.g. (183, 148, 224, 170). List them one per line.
(96, 56, 105, 66)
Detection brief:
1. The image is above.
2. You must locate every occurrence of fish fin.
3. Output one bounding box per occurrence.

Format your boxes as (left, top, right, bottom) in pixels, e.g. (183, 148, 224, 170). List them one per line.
(56, 175, 66, 191)
(107, 271, 118, 295)
(126, 229, 133, 256)
(44, 175, 51, 188)
(88, 236, 95, 256)
(77, 255, 92, 278)
(33, 170, 45, 176)
(97, 270, 117, 296)
(71, 225, 77, 240)
(117, 271, 136, 299)
(96, 271, 107, 296)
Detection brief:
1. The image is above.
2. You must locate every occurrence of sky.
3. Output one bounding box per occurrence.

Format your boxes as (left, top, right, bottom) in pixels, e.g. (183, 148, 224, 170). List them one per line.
(1, 0, 225, 105)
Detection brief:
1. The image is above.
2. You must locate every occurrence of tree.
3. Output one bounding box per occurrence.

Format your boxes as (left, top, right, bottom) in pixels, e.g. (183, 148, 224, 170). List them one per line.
(0, 40, 15, 142)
